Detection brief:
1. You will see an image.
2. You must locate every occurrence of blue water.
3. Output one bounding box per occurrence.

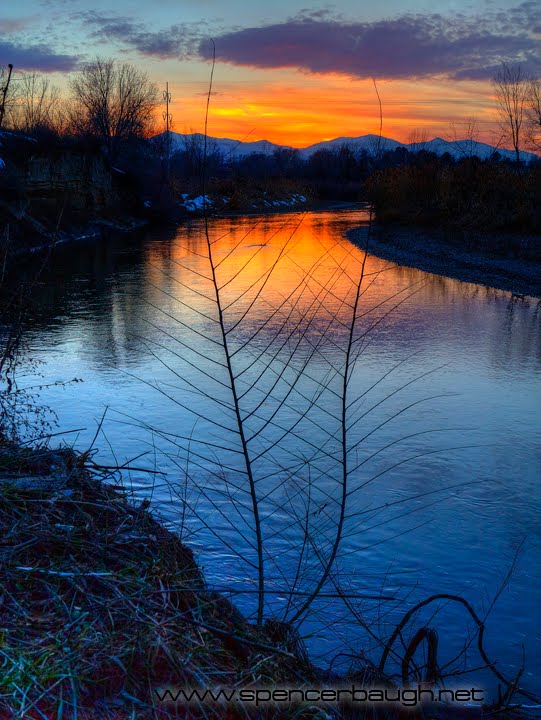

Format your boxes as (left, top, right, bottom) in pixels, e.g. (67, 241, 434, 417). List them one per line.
(12, 209, 541, 698)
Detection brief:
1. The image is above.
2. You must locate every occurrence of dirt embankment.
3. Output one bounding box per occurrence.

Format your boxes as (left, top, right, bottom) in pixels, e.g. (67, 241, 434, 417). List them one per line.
(0, 134, 148, 263)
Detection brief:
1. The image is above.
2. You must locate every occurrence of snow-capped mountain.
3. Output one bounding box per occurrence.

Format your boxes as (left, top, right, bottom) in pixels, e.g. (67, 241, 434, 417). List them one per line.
(302, 135, 537, 162)
(160, 132, 293, 158)
(155, 131, 538, 164)
(409, 136, 536, 162)
(299, 134, 402, 157)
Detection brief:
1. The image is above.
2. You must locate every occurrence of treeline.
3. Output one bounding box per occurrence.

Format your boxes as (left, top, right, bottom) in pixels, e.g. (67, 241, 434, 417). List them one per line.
(1, 57, 540, 225)
(0, 59, 158, 160)
(169, 140, 381, 200)
(0, 58, 161, 210)
(167, 137, 541, 202)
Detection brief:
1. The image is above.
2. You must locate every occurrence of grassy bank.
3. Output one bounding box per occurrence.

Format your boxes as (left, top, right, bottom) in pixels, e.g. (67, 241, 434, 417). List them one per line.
(0, 442, 382, 719)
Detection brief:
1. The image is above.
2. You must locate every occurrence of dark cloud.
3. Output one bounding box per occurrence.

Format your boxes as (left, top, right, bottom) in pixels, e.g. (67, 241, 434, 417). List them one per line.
(77, 11, 204, 59)
(0, 40, 78, 72)
(198, 3, 541, 81)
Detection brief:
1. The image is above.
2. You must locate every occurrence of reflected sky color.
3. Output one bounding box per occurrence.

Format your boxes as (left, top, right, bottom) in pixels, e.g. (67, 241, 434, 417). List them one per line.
(12, 209, 541, 693)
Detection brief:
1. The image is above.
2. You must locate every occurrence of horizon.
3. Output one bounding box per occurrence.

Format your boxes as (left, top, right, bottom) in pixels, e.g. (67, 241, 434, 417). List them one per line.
(157, 129, 540, 158)
(1, 1, 540, 148)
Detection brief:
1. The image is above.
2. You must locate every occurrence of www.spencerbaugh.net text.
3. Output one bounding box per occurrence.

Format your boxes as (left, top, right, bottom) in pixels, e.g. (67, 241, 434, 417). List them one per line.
(154, 684, 486, 708)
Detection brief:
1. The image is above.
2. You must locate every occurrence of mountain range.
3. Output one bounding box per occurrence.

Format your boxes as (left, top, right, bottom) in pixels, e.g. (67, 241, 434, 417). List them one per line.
(157, 131, 538, 163)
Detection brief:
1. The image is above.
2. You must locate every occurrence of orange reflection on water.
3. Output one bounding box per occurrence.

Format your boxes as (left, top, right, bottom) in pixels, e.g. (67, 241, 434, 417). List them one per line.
(142, 209, 421, 346)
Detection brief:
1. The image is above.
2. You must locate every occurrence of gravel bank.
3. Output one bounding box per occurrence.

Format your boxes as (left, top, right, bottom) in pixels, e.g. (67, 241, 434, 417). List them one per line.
(347, 224, 541, 298)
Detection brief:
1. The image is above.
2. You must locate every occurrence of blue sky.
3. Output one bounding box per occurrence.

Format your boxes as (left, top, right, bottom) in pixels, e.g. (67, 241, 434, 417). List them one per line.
(1, 0, 538, 145)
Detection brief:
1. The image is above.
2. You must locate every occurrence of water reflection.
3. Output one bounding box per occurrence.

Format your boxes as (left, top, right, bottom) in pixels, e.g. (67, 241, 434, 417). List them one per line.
(10, 208, 541, 693)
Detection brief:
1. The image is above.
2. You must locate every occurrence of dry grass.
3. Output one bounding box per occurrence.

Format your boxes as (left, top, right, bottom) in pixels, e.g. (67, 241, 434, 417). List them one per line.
(0, 443, 324, 719)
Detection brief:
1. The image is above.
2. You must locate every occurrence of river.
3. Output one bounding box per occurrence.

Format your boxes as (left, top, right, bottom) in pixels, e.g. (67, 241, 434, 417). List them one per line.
(11, 208, 541, 696)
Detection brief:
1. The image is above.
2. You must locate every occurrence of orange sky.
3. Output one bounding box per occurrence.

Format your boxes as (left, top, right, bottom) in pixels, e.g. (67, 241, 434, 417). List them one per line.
(164, 66, 501, 147)
(3, 0, 537, 151)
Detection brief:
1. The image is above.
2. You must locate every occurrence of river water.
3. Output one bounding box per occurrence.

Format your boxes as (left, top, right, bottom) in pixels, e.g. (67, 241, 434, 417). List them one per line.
(12, 208, 541, 696)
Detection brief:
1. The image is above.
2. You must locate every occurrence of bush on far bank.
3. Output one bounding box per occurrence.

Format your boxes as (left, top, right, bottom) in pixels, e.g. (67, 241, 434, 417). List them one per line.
(365, 156, 541, 235)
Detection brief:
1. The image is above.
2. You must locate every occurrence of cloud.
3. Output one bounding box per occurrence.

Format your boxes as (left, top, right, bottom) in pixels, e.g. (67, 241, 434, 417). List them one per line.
(0, 17, 37, 33)
(197, 3, 541, 81)
(0, 40, 79, 72)
(78, 11, 205, 59)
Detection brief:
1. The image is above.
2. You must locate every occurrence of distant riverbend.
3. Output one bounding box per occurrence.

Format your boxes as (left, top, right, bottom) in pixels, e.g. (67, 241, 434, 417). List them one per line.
(347, 223, 541, 298)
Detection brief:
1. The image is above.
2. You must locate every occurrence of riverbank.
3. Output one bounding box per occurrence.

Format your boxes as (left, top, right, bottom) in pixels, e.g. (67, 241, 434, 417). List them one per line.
(2, 214, 149, 265)
(2, 201, 360, 274)
(0, 443, 323, 718)
(364, 160, 541, 236)
(347, 224, 541, 298)
(0, 441, 515, 719)
(0, 131, 157, 269)
(218, 198, 362, 219)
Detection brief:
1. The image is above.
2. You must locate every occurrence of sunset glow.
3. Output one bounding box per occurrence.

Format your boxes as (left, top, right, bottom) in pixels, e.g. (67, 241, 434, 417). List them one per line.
(2, 0, 537, 149)
(169, 72, 501, 147)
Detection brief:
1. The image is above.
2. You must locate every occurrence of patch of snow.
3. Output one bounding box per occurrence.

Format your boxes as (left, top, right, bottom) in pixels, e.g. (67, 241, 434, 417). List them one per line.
(180, 195, 214, 211)
(0, 130, 37, 143)
(0, 157, 5, 170)
(144, 200, 151, 208)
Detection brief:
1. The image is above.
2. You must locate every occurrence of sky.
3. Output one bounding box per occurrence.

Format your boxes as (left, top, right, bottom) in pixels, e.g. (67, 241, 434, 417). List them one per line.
(1, 0, 539, 147)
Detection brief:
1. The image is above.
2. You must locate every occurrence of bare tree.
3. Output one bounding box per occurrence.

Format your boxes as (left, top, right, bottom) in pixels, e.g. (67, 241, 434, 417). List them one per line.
(494, 63, 529, 166)
(407, 128, 429, 160)
(9, 73, 61, 135)
(526, 78, 541, 152)
(448, 116, 481, 159)
(0, 64, 14, 130)
(69, 57, 158, 161)
(179, 130, 223, 179)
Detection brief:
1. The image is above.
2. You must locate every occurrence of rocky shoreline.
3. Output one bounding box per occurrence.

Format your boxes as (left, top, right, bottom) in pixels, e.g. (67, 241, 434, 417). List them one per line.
(347, 224, 541, 299)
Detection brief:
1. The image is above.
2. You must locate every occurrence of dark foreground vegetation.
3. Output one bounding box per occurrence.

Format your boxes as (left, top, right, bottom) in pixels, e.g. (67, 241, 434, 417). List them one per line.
(0, 443, 325, 719)
(0, 442, 532, 720)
